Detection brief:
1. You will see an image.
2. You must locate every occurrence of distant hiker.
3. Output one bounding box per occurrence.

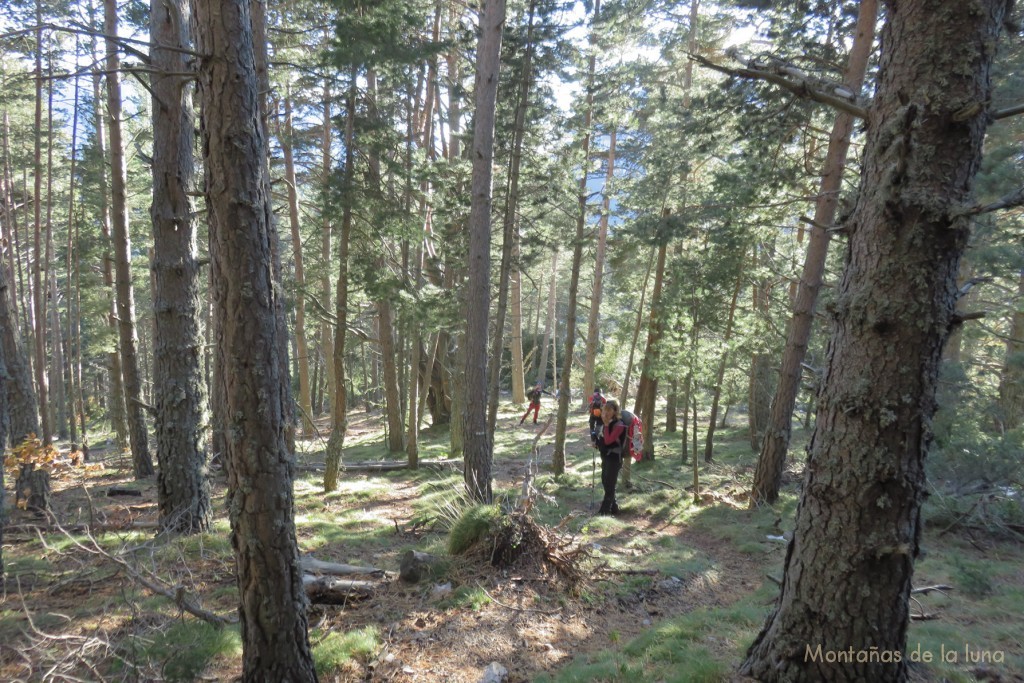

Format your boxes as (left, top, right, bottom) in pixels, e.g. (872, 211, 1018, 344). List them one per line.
(588, 387, 606, 443)
(519, 383, 551, 425)
(594, 399, 627, 515)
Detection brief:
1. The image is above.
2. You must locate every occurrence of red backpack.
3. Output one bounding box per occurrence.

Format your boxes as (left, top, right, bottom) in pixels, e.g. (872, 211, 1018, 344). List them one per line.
(619, 409, 644, 461)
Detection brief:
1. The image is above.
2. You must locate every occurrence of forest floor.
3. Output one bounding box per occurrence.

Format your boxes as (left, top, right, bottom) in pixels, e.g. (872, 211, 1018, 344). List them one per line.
(1, 401, 1023, 682)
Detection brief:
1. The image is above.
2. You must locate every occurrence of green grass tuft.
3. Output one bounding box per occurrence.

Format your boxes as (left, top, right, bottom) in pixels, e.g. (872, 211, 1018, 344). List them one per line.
(142, 621, 241, 682)
(312, 626, 381, 678)
(447, 504, 502, 555)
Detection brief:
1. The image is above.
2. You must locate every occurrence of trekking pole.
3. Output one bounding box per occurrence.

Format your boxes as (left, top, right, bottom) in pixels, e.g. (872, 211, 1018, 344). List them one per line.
(590, 447, 597, 510)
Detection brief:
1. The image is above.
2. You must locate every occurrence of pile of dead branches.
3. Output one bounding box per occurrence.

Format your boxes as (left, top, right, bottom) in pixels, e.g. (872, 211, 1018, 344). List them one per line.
(475, 510, 593, 591)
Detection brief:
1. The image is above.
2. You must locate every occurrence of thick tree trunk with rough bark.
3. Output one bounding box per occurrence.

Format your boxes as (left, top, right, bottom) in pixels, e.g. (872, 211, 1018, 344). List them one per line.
(582, 128, 616, 408)
(463, 0, 505, 501)
(105, 0, 153, 478)
(150, 0, 211, 533)
(741, 2, 1009, 680)
(750, 0, 877, 505)
(195, 0, 317, 675)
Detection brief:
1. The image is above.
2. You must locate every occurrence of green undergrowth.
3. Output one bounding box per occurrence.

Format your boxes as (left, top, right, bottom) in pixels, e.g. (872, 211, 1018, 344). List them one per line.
(538, 589, 773, 683)
(135, 621, 241, 682)
(311, 626, 381, 678)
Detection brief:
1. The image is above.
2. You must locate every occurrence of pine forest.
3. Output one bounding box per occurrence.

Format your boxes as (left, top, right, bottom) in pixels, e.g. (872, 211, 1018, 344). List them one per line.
(0, 0, 1022, 680)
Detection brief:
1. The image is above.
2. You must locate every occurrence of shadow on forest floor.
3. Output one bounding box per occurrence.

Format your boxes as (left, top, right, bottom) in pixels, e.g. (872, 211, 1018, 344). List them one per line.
(1, 401, 1022, 682)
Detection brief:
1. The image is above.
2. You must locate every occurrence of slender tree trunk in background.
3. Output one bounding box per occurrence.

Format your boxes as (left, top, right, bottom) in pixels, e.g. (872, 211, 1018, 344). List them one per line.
(0, 248, 37, 445)
(89, 13, 129, 453)
(0, 314, 8, 571)
(151, 0, 211, 533)
(621, 248, 655, 407)
(406, 246, 423, 467)
(195, 0, 316, 674)
(553, 0, 599, 474)
(633, 236, 668, 462)
(665, 379, 677, 433)
(944, 260, 976, 365)
(44, 67, 67, 441)
(463, 0, 505, 501)
(704, 273, 741, 463)
(535, 251, 558, 387)
(997, 269, 1024, 430)
(64, 72, 81, 445)
(105, 0, 154, 478)
(582, 128, 616, 407)
(680, 373, 691, 463)
(379, 300, 405, 452)
(742, 1, 1008, 679)
(32, 14, 50, 445)
(509, 232, 526, 404)
(487, 2, 535, 432)
(751, 0, 877, 506)
(281, 93, 314, 436)
(324, 75, 355, 492)
(320, 82, 336, 417)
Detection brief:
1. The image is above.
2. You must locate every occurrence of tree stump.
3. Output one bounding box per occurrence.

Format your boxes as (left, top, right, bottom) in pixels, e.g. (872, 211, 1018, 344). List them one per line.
(15, 463, 51, 515)
(399, 550, 444, 584)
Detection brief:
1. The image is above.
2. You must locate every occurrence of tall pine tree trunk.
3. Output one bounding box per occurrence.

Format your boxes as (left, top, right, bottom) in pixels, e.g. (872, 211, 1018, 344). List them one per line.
(750, 0, 877, 505)
(32, 14, 50, 445)
(105, 0, 153, 477)
(535, 251, 557, 387)
(703, 273, 741, 463)
(195, 0, 316, 674)
(463, 0, 505, 501)
(324, 74, 355, 491)
(620, 248, 655, 407)
(88, 10, 129, 453)
(319, 82, 335, 416)
(486, 1, 535, 432)
(997, 269, 1024, 430)
(741, 2, 1010, 679)
(151, 0, 211, 532)
(582, 128, 616, 407)
(281, 93, 314, 435)
(0, 242, 37, 445)
(633, 236, 668, 462)
(553, 0, 599, 474)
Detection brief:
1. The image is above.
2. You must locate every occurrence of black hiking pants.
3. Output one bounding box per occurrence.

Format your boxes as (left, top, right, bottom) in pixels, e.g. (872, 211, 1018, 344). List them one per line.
(599, 453, 622, 514)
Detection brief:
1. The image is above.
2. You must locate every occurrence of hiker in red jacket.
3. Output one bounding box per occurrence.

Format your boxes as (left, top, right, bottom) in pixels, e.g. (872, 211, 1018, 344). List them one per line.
(519, 384, 551, 425)
(594, 399, 627, 514)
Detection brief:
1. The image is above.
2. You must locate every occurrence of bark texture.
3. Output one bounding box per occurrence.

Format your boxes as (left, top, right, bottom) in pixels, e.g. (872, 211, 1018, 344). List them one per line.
(0, 255, 38, 445)
(150, 0, 211, 533)
(741, 2, 1010, 680)
(195, 0, 317, 675)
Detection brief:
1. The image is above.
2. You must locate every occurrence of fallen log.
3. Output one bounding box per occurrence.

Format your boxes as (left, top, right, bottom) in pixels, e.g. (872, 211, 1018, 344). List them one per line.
(297, 459, 463, 473)
(107, 487, 143, 497)
(303, 575, 377, 604)
(300, 556, 386, 577)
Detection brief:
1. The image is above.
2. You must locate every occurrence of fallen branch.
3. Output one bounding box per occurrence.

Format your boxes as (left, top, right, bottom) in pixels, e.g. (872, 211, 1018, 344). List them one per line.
(766, 573, 783, 587)
(300, 556, 386, 578)
(598, 568, 659, 576)
(476, 583, 561, 615)
(297, 458, 462, 473)
(912, 584, 953, 596)
(303, 575, 377, 604)
(636, 475, 677, 490)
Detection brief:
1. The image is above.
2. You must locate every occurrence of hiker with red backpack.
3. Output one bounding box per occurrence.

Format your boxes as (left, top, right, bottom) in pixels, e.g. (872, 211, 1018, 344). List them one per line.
(594, 399, 628, 514)
(519, 383, 552, 425)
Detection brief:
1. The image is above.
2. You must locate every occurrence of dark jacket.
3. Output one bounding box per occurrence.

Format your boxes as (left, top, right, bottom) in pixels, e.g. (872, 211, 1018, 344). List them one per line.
(596, 419, 627, 460)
